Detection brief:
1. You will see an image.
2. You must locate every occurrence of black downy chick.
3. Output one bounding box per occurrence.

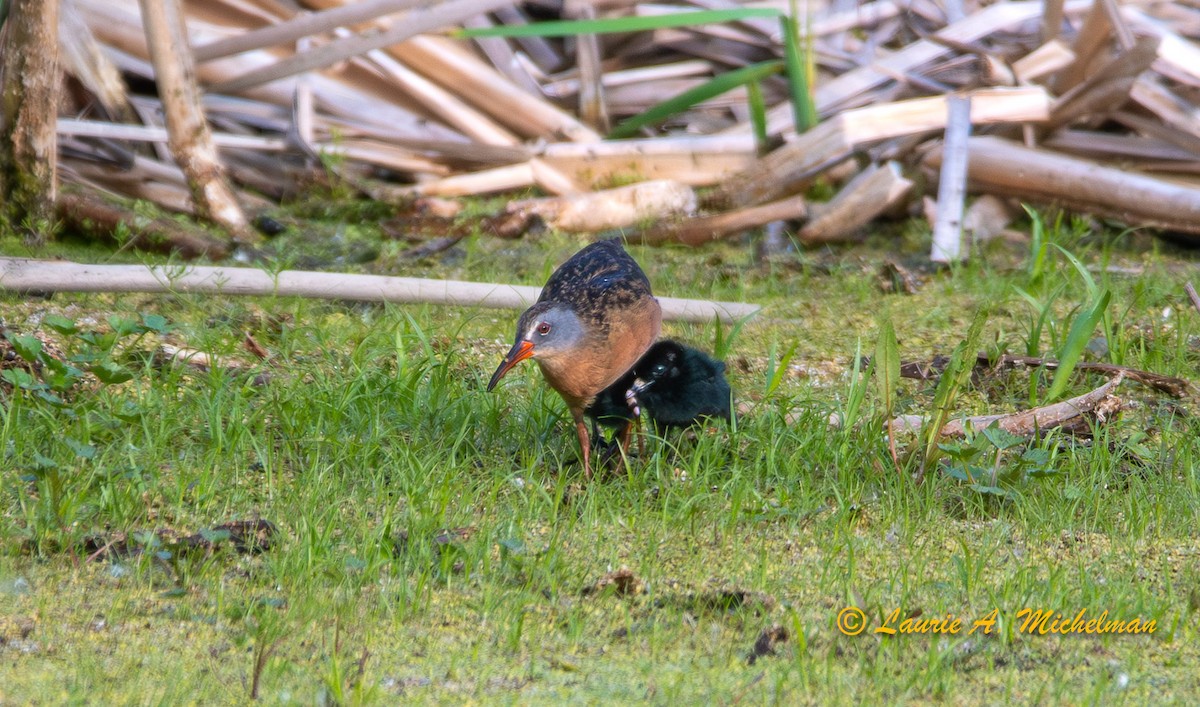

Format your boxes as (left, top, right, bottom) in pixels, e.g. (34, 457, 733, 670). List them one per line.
(586, 339, 732, 447)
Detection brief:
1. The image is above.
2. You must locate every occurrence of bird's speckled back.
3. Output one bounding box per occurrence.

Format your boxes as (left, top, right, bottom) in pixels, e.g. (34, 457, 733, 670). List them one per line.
(538, 240, 655, 334)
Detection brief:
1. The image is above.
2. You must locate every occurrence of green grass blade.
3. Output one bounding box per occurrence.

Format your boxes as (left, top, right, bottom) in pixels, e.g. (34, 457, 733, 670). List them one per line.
(455, 8, 781, 38)
(875, 316, 902, 473)
(922, 308, 989, 477)
(608, 60, 783, 139)
(842, 339, 873, 433)
(1053, 244, 1099, 299)
(1054, 242, 1114, 368)
(712, 314, 750, 361)
(1045, 289, 1111, 403)
(779, 13, 817, 133)
(766, 340, 799, 398)
(746, 79, 769, 153)
(873, 317, 900, 418)
(1022, 204, 1048, 284)
(1013, 285, 1048, 358)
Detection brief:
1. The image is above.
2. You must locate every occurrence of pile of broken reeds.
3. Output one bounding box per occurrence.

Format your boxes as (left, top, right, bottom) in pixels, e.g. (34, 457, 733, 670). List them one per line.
(39, 0, 1200, 258)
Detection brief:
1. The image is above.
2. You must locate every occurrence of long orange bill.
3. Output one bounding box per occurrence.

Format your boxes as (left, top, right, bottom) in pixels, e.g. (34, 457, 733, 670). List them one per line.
(486, 340, 534, 391)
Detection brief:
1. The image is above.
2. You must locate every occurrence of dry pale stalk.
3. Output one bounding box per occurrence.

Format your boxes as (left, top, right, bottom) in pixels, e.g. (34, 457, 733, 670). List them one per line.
(889, 373, 1126, 437)
(930, 95, 972, 263)
(491, 180, 697, 236)
(798, 162, 914, 244)
(0, 258, 760, 323)
(720, 87, 1049, 207)
(137, 0, 253, 243)
(639, 194, 808, 247)
(926, 136, 1200, 237)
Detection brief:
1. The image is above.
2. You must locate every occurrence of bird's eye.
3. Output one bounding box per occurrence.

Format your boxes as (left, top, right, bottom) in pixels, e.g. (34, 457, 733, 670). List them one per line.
(537, 322, 552, 335)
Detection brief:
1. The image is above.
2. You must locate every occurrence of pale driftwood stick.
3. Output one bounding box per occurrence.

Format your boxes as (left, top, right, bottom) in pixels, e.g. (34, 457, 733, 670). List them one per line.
(1044, 36, 1160, 133)
(1122, 8, 1200, 85)
(542, 60, 712, 99)
(0, 259, 760, 323)
(59, 0, 130, 117)
(1097, 0, 1136, 51)
(313, 141, 452, 176)
(1128, 79, 1200, 148)
(743, 0, 898, 38)
(295, 33, 315, 148)
(925, 136, 1200, 237)
(58, 119, 289, 150)
(889, 373, 1125, 437)
(638, 6, 767, 46)
(638, 194, 808, 247)
(390, 36, 600, 143)
(400, 163, 536, 198)
(717, 120, 849, 208)
(211, 0, 515, 94)
(541, 134, 755, 158)
(685, 0, 781, 39)
(605, 79, 750, 114)
(529, 158, 584, 197)
(1012, 39, 1075, 84)
(1042, 129, 1196, 162)
(840, 87, 1049, 144)
(490, 180, 697, 237)
(568, 0, 608, 132)
(1041, 0, 1066, 41)
(539, 134, 755, 188)
(462, 14, 542, 95)
(720, 87, 1049, 207)
(193, 0, 427, 63)
(1112, 112, 1200, 161)
(137, 0, 253, 244)
(943, 0, 964, 22)
(492, 6, 561, 72)
(74, 0, 461, 144)
(797, 162, 914, 244)
(930, 95, 972, 263)
(332, 27, 519, 147)
(807, 0, 900, 36)
(1052, 0, 1115, 95)
(739, 0, 1085, 137)
(1186, 283, 1200, 317)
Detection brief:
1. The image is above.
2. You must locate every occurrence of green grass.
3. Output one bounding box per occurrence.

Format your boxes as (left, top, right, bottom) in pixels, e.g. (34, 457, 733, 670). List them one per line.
(1, 219, 1199, 704)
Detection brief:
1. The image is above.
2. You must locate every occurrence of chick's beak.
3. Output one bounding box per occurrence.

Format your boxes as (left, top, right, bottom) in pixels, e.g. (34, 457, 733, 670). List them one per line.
(487, 340, 535, 391)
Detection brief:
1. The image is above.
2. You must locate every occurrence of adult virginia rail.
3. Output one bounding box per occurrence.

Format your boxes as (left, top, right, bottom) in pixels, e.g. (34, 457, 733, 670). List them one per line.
(587, 339, 732, 450)
(487, 239, 662, 476)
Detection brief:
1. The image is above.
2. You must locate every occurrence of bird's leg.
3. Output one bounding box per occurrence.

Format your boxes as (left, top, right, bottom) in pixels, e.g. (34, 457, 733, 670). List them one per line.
(574, 415, 592, 478)
(616, 422, 633, 457)
(613, 413, 644, 461)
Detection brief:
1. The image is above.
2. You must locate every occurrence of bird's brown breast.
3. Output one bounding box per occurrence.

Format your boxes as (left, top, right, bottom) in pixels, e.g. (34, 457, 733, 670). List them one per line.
(537, 295, 662, 412)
